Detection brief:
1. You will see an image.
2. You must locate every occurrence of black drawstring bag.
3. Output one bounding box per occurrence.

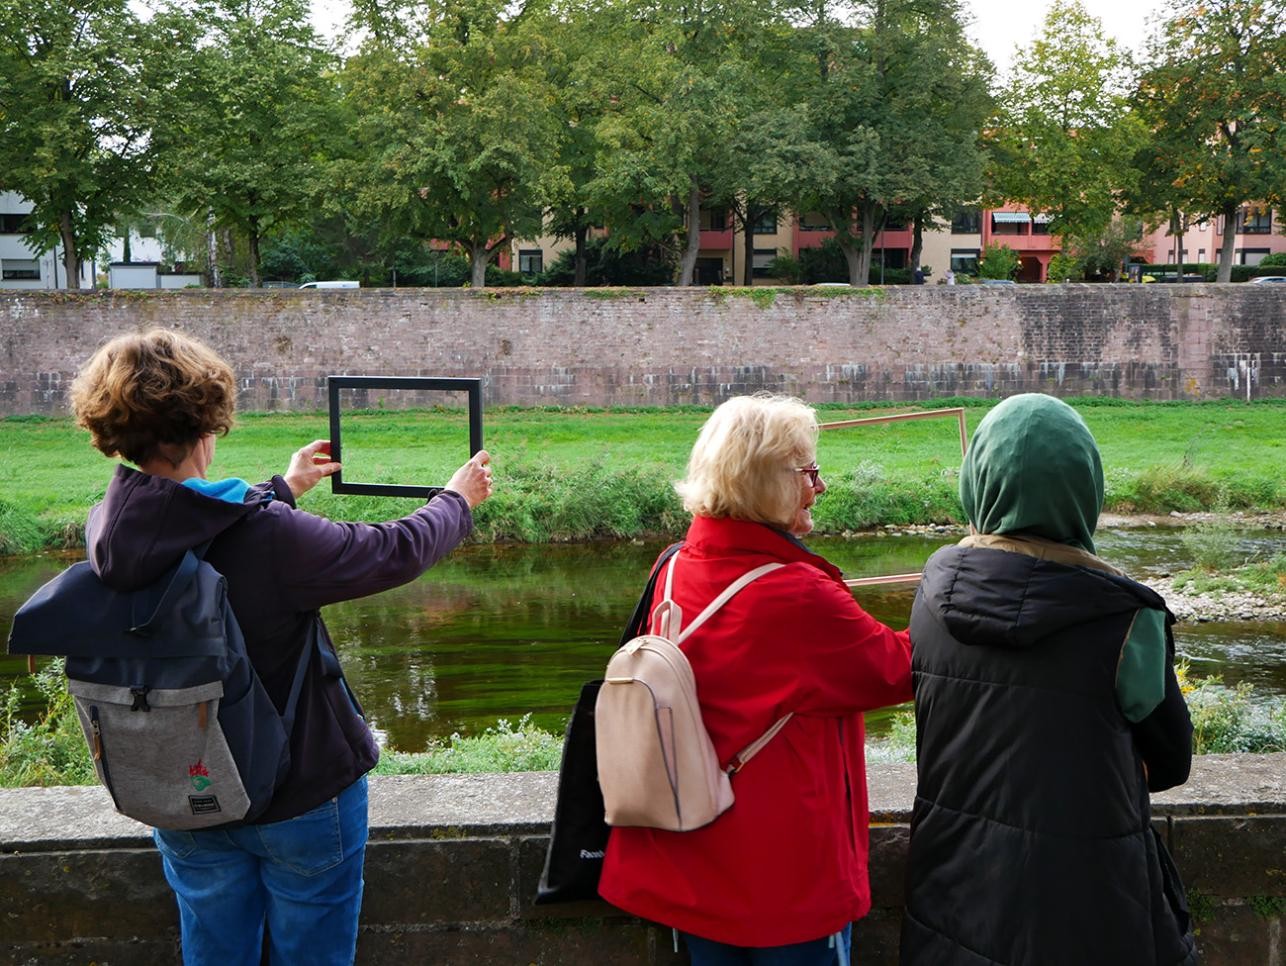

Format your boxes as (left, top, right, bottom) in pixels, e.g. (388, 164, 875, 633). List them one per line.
(534, 542, 683, 904)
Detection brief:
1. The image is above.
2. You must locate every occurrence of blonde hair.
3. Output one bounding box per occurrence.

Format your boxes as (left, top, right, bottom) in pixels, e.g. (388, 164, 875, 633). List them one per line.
(70, 329, 236, 466)
(676, 394, 818, 528)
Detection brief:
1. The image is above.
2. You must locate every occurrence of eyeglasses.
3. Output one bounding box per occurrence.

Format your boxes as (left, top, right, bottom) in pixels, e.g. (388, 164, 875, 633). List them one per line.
(794, 463, 821, 487)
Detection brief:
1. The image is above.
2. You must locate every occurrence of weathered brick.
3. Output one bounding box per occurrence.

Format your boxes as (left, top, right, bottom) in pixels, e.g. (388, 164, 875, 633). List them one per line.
(1, 286, 1283, 415)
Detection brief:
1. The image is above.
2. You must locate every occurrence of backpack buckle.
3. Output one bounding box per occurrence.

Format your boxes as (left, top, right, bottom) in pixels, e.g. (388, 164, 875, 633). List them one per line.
(129, 687, 151, 712)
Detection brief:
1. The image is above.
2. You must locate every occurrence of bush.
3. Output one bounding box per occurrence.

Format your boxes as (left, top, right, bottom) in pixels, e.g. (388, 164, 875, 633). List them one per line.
(977, 242, 1020, 280)
(1259, 252, 1286, 267)
(1179, 664, 1286, 755)
(0, 660, 96, 787)
(373, 715, 563, 775)
(536, 237, 676, 286)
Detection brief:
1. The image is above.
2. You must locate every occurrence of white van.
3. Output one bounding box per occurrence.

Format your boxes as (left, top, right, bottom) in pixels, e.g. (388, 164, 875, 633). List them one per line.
(298, 280, 360, 289)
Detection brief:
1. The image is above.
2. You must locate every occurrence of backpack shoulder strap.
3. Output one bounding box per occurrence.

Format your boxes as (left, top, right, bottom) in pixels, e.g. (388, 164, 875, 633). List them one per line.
(727, 713, 793, 775)
(674, 561, 785, 645)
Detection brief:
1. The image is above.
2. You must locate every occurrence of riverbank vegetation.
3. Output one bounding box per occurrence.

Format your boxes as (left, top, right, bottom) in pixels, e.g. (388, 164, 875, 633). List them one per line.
(1, 399, 1282, 554)
(3, 661, 1283, 787)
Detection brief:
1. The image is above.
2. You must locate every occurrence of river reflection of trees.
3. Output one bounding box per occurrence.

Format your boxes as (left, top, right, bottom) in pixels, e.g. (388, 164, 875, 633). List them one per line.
(2, 532, 1282, 751)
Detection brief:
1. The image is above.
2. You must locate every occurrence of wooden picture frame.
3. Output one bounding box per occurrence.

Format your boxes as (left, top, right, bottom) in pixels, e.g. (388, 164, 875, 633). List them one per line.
(818, 407, 968, 588)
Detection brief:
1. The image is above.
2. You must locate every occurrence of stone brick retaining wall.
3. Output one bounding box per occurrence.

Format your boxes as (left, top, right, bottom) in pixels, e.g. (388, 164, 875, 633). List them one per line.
(2, 755, 1283, 964)
(1, 286, 1283, 415)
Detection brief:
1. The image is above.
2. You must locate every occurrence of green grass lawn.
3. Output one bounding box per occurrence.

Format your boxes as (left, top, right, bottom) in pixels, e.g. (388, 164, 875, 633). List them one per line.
(1, 398, 1283, 552)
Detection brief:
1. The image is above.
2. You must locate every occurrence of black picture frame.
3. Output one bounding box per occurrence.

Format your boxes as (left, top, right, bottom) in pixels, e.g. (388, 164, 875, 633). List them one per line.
(327, 376, 484, 499)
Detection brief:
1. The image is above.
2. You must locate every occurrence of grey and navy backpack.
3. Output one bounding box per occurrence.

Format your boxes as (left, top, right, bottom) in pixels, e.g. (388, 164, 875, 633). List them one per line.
(7, 540, 312, 830)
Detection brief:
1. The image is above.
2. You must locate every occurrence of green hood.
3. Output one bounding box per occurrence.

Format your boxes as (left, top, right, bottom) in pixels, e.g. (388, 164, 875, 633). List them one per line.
(959, 394, 1104, 554)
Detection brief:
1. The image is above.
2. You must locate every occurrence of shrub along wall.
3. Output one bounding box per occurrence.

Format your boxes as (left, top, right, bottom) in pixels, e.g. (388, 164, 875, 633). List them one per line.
(1, 757, 1283, 964)
(1, 285, 1284, 415)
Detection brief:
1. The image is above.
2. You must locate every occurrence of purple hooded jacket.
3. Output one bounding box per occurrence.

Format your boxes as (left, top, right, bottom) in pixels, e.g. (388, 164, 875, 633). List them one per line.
(86, 463, 473, 824)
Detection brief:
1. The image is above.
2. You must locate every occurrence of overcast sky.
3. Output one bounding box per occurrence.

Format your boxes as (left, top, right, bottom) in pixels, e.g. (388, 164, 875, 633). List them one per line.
(309, 0, 1174, 74)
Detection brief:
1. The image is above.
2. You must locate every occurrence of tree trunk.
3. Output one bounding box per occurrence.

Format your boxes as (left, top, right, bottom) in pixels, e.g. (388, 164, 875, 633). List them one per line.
(122, 229, 132, 264)
(58, 210, 78, 290)
(574, 219, 588, 287)
(1216, 203, 1238, 283)
(470, 244, 489, 288)
(206, 211, 222, 288)
(247, 217, 262, 288)
(742, 204, 758, 288)
(677, 178, 701, 286)
(855, 200, 878, 284)
(910, 211, 925, 274)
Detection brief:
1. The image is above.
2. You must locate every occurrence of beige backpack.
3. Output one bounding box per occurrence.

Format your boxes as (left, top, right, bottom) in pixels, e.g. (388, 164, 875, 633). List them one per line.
(595, 554, 792, 832)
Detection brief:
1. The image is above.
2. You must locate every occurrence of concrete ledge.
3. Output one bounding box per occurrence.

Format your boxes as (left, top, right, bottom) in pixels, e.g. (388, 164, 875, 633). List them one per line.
(2, 756, 1283, 964)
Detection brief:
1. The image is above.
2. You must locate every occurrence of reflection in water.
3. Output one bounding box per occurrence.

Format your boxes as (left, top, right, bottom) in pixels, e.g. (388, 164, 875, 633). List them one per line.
(1, 530, 1283, 750)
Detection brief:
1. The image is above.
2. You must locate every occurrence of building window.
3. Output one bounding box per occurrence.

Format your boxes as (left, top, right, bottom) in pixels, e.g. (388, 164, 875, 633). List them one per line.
(883, 217, 907, 231)
(1, 258, 40, 280)
(798, 211, 831, 231)
(699, 207, 729, 231)
(517, 249, 543, 275)
(751, 248, 778, 277)
(1235, 208, 1272, 234)
(0, 213, 33, 234)
(1031, 214, 1053, 235)
(951, 208, 981, 234)
(752, 210, 779, 234)
(1198, 249, 1206, 261)
(950, 249, 980, 275)
(873, 248, 906, 269)
(1238, 248, 1271, 266)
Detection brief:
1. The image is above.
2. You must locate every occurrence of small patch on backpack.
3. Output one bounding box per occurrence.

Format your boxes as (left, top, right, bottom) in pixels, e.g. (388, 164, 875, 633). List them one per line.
(188, 759, 212, 792)
(189, 795, 221, 815)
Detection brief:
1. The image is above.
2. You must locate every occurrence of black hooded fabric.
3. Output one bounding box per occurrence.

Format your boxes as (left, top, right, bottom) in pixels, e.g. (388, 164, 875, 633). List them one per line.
(901, 395, 1196, 966)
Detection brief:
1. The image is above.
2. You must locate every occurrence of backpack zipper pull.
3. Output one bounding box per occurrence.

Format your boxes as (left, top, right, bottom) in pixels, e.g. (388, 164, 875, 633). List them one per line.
(129, 687, 151, 712)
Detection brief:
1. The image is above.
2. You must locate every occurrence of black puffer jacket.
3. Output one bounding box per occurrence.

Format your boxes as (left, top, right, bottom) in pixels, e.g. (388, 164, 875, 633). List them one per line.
(900, 543, 1197, 966)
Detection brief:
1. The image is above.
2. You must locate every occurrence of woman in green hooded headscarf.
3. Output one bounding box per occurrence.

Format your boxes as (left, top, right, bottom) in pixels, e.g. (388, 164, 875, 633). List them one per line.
(901, 394, 1197, 966)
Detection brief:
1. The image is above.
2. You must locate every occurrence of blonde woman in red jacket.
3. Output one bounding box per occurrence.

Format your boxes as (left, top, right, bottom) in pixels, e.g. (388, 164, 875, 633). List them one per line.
(598, 394, 913, 966)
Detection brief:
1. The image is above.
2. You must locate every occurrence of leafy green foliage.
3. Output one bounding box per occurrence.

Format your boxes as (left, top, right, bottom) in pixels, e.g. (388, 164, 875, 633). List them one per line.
(373, 714, 563, 775)
(342, 0, 564, 287)
(0, 0, 174, 285)
(0, 660, 96, 787)
(1179, 666, 1286, 755)
(977, 243, 1021, 280)
(1130, 0, 1286, 281)
(536, 237, 676, 287)
(154, 0, 339, 287)
(989, 0, 1146, 243)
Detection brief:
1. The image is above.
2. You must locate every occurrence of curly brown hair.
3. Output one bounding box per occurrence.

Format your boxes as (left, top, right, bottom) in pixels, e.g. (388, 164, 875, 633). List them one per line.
(70, 329, 236, 466)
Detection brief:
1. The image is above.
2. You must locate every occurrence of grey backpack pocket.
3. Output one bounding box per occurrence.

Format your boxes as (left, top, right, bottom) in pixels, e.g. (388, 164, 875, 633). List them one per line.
(69, 679, 251, 830)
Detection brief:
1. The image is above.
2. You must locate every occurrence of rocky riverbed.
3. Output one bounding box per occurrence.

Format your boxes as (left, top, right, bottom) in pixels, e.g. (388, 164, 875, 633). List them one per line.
(865, 515, 1286, 624)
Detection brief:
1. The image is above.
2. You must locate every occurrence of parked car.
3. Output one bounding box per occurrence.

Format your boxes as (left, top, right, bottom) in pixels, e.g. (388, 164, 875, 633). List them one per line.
(298, 280, 360, 289)
(979, 278, 1017, 285)
(1249, 276, 1286, 284)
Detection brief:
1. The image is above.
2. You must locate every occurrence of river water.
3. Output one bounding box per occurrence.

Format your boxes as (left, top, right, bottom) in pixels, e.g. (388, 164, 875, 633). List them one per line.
(2, 529, 1282, 752)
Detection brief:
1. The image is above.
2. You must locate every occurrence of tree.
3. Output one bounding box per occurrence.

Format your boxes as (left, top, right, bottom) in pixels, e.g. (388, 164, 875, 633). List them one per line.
(977, 242, 1020, 279)
(343, 0, 564, 288)
(155, 0, 338, 287)
(797, 0, 992, 285)
(989, 0, 1146, 242)
(585, 0, 787, 285)
(0, 0, 171, 287)
(1130, 0, 1286, 282)
(1047, 217, 1146, 281)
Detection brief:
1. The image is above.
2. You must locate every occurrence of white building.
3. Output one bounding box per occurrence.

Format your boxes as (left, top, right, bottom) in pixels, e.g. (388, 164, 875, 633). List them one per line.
(0, 192, 200, 290)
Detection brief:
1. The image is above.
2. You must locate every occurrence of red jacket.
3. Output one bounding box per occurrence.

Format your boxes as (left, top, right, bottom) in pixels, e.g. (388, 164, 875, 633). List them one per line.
(598, 516, 913, 946)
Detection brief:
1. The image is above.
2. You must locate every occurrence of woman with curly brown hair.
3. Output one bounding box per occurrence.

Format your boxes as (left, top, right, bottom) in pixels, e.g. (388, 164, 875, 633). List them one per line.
(70, 328, 492, 966)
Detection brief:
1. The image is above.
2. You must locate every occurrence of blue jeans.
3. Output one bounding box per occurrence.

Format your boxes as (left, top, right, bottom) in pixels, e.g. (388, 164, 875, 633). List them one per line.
(153, 776, 368, 966)
(684, 924, 853, 966)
